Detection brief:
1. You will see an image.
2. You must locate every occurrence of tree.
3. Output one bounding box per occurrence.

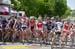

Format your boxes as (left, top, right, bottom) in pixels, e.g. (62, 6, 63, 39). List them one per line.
(63, 6, 71, 16)
(54, 0, 67, 17)
(11, 0, 68, 17)
(72, 10, 75, 17)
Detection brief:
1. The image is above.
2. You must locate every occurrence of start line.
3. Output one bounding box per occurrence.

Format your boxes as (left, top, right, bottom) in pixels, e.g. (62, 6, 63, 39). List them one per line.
(1, 45, 29, 49)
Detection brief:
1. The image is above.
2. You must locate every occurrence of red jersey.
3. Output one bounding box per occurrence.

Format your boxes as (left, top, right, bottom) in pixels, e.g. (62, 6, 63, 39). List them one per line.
(29, 20, 35, 27)
(63, 23, 69, 30)
(37, 22, 43, 28)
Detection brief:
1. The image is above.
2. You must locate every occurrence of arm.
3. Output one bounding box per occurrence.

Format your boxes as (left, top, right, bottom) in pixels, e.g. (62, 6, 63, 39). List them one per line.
(6, 20, 10, 28)
(13, 19, 17, 28)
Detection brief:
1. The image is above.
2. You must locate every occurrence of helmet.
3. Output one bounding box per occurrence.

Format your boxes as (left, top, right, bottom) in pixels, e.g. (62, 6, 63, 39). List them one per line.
(38, 16, 42, 20)
(51, 17, 54, 20)
(30, 16, 35, 19)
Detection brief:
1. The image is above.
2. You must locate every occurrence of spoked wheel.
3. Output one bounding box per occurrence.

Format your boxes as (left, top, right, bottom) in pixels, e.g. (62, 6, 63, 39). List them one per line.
(21, 33, 25, 45)
(65, 32, 69, 46)
(36, 30, 43, 46)
(22, 30, 28, 45)
(39, 34, 43, 46)
(9, 28, 17, 43)
(2, 28, 10, 45)
(43, 31, 50, 46)
(70, 33, 75, 47)
(12, 32, 17, 43)
(20, 31, 25, 45)
(71, 35, 74, 47)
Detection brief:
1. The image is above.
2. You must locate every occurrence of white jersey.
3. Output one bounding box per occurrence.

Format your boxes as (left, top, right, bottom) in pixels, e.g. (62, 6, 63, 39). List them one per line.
(43, 21, 47, 31)
(43, 21, 47, 25)
(56, 22, 62, 32)
(21, 19, 28, 28)
(72, 23, 75, 30)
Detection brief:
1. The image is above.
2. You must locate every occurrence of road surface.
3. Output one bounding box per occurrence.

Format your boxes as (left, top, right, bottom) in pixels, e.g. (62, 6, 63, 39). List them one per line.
(0, 42, 75, 49)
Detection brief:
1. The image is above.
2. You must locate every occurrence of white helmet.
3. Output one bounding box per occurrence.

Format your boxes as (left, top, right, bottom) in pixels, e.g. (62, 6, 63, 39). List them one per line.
(51, 17, 54, 20)
(38, 16, 42, 20)
(30, 16, 35, 19)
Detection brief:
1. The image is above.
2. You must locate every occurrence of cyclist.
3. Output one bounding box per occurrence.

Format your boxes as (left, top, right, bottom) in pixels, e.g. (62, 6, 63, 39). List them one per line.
(55, 19, 63, 45)
(7, 16, 17, 42)
(37, 17, 43, 37)
(62, 19, 70, 45)
(1, 17, 8, 44)
(29, 16, 36, 33)
(20, 16, 29, 43)
(55, 19, 63, 37)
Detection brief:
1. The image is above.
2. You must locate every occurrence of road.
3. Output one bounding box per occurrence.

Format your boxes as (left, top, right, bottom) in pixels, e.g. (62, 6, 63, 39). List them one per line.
(0, 42, 75, 49)
(0, 35, 75, 49)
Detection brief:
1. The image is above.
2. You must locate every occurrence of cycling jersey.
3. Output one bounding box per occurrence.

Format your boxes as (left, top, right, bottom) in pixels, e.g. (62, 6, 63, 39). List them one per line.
(37, 22, 43, 32)
(46, 22, 55, 33)
(37, 22, 43, 29)
(21, 19, 28, 30)
(29, 20, 35, 27)
(62, 22, 70, 36)
(72, 23, 75, 30)
(63, 23, 69, 31)
(46, 22, 55, 30)
(43, 21, 47, 31)
(71, 23, 75, 33)
(29, 19, 36, 32)
(43, 21, 47, 26)
(56, 22, 62, 32)
(16, 20, 22, 31)
(21, 22, 28, 28)
(1, 19, 8, 28)
(9, 19, 16, 28)
(55, 21, 62, 36)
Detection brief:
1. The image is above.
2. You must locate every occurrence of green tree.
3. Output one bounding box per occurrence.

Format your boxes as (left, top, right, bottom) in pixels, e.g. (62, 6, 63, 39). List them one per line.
(72, 10, 75, 17)
(11, 0, 67, 17)
(54, 0, 67, 17)
(64, 6, 70, 16)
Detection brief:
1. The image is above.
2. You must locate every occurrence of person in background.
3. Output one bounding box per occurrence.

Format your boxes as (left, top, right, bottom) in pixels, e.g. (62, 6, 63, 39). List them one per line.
(1, 17, 8, 29)
(1, 17, 8, 44)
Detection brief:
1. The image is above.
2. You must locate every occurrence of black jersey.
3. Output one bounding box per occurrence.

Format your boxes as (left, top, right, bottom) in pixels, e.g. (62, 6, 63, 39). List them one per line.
(1, 19, 8, 28)
(9, 19, 15, 28)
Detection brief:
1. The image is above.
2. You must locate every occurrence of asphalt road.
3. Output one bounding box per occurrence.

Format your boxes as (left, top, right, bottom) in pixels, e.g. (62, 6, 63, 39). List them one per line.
(0, 35, 75, 49)
(0, 42, 75, 49)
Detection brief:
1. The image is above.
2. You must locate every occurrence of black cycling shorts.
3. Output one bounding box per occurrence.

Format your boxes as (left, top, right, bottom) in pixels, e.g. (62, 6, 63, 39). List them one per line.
(47, 30, 51, 33)
(55, 32, 61, 36)
(21, 27, 27, 30)
(31, 26, 34, 32)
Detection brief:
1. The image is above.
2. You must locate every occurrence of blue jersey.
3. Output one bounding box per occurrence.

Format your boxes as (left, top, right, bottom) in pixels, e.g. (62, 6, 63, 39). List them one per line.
(1, 19, 8, 25)
(1, 19, 8, 28)
(16, 20, 22, 31)
(46, 22, 55, 30)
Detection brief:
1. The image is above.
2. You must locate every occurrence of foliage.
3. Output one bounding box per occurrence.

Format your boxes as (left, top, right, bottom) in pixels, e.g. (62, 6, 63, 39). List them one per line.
(11, 0, 68, 17)
(72, 10, 75, 17)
